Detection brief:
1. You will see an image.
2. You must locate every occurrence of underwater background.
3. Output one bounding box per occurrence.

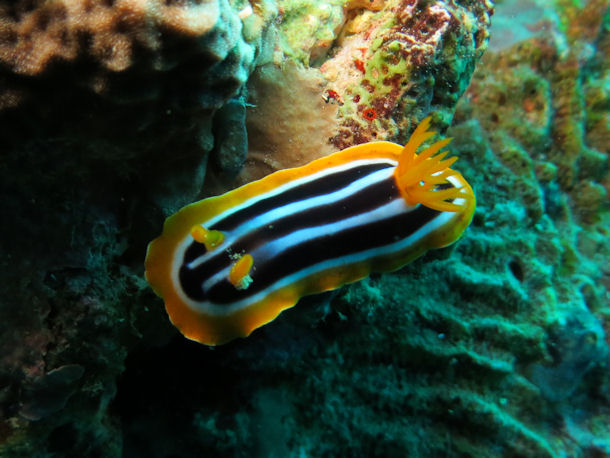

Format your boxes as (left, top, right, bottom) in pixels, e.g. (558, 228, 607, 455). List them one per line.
(0, 0, 609, 456)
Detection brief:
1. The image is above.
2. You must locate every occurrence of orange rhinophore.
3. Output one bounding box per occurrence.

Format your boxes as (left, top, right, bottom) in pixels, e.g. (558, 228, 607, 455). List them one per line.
(229, 254, 254, 290)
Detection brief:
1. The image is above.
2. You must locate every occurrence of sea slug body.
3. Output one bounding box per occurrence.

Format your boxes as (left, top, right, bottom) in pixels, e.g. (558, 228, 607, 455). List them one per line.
(145, 117, 476, 345)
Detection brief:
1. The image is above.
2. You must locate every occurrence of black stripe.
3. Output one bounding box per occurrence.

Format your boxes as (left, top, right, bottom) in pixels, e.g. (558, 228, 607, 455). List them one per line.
(179, 162, 394, 301)
(183, 241, 207, 264)
(205, 203, 440, 304)
(221, 168, 400, 256)
(211, 161, 393, 231)
(179, 166, 459, 305)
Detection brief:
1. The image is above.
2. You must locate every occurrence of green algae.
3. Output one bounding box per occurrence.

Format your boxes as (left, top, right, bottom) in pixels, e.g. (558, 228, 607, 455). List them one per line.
(276, 0, 347, 65)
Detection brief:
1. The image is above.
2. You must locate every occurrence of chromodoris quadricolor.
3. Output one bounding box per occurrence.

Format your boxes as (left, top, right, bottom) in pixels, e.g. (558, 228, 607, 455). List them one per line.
(145, 117, 476, 345)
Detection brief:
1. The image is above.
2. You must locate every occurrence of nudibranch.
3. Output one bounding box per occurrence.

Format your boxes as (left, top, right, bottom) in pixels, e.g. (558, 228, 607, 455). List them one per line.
(145, 117, 476, 346)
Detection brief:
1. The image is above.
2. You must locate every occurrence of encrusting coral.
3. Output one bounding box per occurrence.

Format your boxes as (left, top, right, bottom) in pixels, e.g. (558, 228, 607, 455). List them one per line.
(320, 0, 493, 148)
(216, 0, 494, 192)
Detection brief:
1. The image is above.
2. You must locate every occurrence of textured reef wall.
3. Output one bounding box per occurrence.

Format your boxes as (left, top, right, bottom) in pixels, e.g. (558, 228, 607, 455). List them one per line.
(0, 0, 271, 453)
(0, 0, 608, 456)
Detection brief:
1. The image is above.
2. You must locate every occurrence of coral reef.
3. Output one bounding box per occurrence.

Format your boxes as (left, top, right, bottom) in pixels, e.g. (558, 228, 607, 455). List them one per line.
(215, 0, 494, 192)
(116, 2, 607, 456)
(0, 0, 608, 456)
(0, 0, 260, 102)
(270, 0, 495, 149)
(0, 0, 272, 211)
(458, 7, 609, 223)
(0, 0, 272, 455)
(321, 0, 493, 148)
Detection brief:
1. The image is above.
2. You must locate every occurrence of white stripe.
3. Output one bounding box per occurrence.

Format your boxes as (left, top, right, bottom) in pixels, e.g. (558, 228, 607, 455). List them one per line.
(173, 170, 469, 316)
(447, 174, 470, 207)
(186, 163, 396, 270)
(205, 158, 397, 228)
(188, 209, 457, 316)
(201, 196, 412, 291)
